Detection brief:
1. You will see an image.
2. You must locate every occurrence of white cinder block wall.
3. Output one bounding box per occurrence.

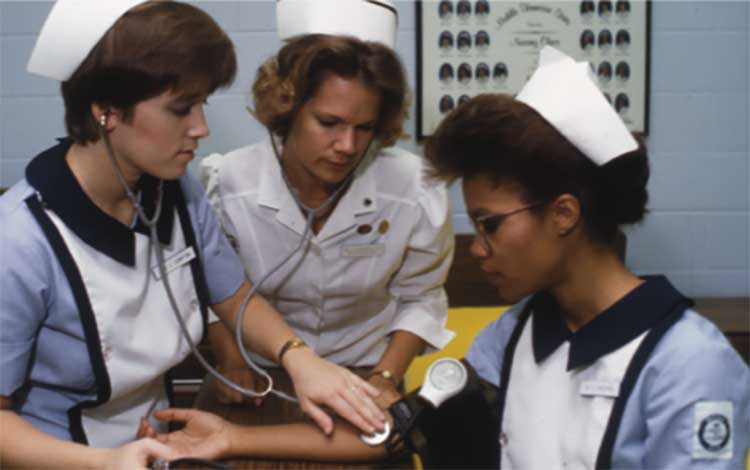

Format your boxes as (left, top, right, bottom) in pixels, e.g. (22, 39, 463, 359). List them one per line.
(1, 1, 747, 297)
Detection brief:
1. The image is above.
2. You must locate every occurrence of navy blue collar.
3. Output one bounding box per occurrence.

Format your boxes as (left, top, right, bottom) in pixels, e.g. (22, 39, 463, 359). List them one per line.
(530, 275, 693, 370)
(26, 138, 178, 266)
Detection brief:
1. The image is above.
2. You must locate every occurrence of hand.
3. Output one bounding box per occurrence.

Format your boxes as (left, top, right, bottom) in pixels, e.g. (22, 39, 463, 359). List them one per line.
(136, 416, 156, 440)
(282, 348, 386, 436)
(215, 364, 264, 407)
(104, 438, 177, 470)
(152, 408, 234, 460)
(367, 374, 402, 410)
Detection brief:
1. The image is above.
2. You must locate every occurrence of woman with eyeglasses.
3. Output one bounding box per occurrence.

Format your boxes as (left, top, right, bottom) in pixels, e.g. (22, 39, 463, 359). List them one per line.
(140, 46, 748, 468)
(423, 48, 749, 468)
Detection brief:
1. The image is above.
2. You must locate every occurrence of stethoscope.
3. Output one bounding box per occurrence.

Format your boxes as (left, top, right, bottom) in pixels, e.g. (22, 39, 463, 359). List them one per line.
(101, 118, 373, 405)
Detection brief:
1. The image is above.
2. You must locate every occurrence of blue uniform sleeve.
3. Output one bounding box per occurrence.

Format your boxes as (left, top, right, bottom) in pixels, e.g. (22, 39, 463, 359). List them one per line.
(465, 299, 527, 386)
(616, 312, 749, 469)
(0, 197, 50, 396)
(180, 173, 245, 304)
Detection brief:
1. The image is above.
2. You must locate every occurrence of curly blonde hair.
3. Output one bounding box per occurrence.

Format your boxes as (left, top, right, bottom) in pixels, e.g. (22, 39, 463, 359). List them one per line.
(252, 34, 409, 147)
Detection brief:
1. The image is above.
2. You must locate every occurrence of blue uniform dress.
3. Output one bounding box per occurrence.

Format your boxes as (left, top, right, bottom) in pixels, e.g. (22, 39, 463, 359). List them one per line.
(466, 276, 749, 469)
(0, 138, 245, 443)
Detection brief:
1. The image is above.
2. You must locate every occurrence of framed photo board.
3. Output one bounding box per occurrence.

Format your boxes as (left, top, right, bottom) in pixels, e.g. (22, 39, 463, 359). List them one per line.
(416, 0, 651, 139)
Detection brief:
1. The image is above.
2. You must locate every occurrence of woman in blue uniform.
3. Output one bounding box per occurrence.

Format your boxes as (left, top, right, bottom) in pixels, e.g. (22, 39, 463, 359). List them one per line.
(424, 47, 749, 468)
(0, 1, 385, 468)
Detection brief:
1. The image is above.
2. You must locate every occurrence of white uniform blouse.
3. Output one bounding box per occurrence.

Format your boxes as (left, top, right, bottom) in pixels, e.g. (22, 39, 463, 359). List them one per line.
(201, 140, 455, 366)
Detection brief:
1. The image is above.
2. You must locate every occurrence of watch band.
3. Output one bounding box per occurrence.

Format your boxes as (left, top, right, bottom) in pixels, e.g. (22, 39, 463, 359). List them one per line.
(369, 368, 399, 386)
(278, 336, 308, 363)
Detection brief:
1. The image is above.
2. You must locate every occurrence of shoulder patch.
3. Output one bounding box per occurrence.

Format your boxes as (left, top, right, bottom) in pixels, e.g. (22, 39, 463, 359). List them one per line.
(693, 401, 733, 460)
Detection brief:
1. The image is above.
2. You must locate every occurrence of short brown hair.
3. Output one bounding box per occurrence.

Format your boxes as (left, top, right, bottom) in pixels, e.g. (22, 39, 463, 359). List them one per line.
(62, 1, 237, 144)
(252, 34, 409, 147)
(425, 94, 649, 244)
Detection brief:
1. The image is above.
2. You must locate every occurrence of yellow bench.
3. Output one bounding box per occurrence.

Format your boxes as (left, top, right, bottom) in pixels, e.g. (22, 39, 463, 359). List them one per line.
(404, 306, 507, 392)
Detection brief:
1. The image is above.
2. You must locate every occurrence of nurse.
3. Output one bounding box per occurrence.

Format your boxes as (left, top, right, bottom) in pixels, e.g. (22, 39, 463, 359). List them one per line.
(0, 1, 385, 468)
(144, 47, 749, 468)
(425, 47, 749, 468)
(203, 0, 454, 409)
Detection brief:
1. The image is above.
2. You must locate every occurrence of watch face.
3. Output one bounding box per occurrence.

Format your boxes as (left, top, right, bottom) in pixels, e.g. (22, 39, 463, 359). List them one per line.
(428, 359, 467, 391)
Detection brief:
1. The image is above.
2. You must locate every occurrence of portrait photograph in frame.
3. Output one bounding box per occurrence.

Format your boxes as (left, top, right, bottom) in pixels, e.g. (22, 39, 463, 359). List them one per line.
(416, 0, 651, 139)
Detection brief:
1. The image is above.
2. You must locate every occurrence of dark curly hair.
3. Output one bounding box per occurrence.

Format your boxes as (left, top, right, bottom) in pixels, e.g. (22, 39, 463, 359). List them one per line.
(425, 93, 649, 244)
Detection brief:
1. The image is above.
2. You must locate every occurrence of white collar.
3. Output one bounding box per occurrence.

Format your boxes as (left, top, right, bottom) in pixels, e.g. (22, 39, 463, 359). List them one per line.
(257, 139, 378, 241)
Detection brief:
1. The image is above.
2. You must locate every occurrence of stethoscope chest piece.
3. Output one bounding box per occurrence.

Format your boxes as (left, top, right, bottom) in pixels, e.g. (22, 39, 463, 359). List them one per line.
(360, 419, 392, 446)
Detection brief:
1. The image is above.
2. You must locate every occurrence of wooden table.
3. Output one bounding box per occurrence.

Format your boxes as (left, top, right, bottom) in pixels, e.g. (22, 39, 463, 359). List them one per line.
(190, 369, 415, 470)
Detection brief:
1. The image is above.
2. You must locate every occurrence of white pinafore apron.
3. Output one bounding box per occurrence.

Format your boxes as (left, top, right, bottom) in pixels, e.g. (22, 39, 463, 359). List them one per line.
(500, 315, 647, 469)
(46, 208, 203, 448)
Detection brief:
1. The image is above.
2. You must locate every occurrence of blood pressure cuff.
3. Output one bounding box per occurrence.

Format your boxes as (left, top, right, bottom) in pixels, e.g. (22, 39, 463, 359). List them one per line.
(386, 360, 500, 468)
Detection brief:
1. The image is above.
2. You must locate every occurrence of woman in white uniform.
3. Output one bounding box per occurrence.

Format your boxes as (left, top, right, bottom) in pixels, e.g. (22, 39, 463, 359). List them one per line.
(425, 48, 749, 468)
(203, 0, 454, 410)
(0, 2, 386, 468)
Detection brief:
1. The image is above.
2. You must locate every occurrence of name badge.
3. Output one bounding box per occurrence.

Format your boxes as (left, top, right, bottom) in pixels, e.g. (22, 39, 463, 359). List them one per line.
(152, 246, 196, 280)
(342, 244, 385, 258)
(580, 379, 620, 398)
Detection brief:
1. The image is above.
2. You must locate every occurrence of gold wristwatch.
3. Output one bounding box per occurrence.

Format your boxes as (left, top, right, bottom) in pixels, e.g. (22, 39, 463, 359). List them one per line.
(278, 336, 308, 363)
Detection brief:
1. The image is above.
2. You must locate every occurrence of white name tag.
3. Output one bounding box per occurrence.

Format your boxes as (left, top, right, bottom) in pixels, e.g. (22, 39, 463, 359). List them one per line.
(152, 246, 196, 280)
(579, 379, 620, 398)
(342, 244, 385, 258)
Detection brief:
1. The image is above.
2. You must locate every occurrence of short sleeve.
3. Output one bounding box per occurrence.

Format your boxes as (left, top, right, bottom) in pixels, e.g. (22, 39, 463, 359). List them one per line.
(199, 154, 223, 216)
(465, 300, 526, 386)
(615, 313, 750, 469)
(180, 172, 244, 305)
(387, 174, 455, 351)
(0, 207, 50, 396)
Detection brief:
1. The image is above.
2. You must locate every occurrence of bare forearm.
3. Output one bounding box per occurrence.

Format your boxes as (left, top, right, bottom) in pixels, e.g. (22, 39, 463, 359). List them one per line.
(226, 421, 387, 462)
(0, 410, 108, 469)
(374, 330, 427, 384)
(207, 320, 247, 367)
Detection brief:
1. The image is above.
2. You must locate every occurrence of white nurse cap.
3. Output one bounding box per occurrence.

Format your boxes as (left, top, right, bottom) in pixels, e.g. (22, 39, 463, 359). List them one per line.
(276, 0, 398, 49)
(28, 0, 148, 81)
(516, 46, 637, 165)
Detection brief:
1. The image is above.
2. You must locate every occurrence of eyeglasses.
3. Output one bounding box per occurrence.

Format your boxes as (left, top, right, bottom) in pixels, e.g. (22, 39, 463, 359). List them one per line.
(470, 202, 546, 253)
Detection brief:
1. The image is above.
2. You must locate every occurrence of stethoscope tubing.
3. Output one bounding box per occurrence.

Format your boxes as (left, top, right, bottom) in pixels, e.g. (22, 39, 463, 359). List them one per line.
(101, 127, 372, 404)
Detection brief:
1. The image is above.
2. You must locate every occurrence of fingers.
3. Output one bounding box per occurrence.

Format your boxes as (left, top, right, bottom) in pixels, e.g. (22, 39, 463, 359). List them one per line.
(242, 369, 264, 407)
(299, 400, 334, 435)
(216, 368, 262, 406)
(347, 373, 387, 426)
(153, 408, 196, 424)
(302, 379, 386, 435)
(216, 376, 245, 404)
(350, 373, 381, 399)
(140, 437, 179, 461)
(344, 383, 388, 433)
(137, 416, 156, 440)
(333, 392, 381, 435)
